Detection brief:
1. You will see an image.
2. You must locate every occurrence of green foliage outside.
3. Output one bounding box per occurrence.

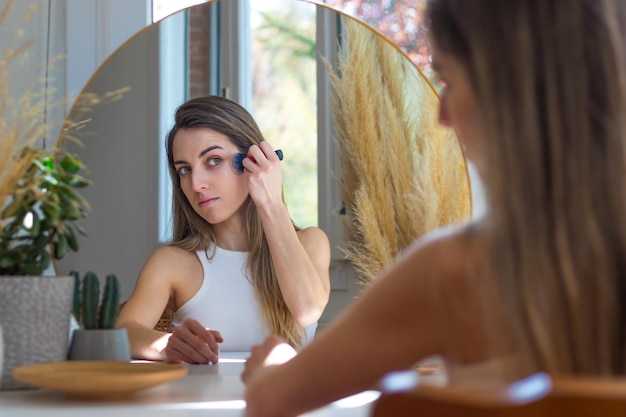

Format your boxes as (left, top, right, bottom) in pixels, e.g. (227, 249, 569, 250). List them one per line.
(250, 3, 318, 228)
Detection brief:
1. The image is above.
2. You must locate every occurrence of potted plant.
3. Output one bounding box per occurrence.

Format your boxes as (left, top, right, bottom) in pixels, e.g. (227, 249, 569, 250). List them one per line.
(0, 148, 90, 390)
(0, 148, 89, 275)
(68, 271, 130, 361)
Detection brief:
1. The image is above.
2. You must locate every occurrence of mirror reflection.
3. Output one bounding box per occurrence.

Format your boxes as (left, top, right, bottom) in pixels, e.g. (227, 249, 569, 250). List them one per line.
(55, 0, 470, 327)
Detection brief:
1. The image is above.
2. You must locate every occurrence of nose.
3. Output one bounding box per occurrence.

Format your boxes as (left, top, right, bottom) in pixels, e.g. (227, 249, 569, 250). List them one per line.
(438, 95, 452, 127)
(190, 169, 209, 192)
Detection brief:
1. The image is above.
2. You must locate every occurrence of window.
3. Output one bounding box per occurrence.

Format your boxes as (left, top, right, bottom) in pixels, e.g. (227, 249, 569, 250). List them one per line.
(249, 1, 319, 227)
(159, 0, 338, 240)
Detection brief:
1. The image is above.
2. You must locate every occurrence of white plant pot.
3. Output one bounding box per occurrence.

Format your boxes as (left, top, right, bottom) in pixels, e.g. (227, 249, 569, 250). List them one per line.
(0, 276, 74, 390)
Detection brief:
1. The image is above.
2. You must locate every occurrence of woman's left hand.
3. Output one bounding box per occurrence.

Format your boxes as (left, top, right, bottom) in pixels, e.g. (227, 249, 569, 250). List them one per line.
(241, 141, 284, 209)
(241, 335, 296, 384)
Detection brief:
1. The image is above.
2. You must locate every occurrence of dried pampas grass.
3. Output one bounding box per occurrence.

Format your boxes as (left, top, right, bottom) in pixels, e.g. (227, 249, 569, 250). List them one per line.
(0, 0, 49, 216)
(327, 18, 471, 284)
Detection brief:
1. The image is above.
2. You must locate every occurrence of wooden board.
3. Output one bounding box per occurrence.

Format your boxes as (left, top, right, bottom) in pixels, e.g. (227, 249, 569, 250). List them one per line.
(12, 361, 188, 400)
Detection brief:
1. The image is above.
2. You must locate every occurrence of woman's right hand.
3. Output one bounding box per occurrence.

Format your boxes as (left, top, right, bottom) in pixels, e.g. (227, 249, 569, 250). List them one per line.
(241, 335, 296, 384)
(163, 318, 223, 364)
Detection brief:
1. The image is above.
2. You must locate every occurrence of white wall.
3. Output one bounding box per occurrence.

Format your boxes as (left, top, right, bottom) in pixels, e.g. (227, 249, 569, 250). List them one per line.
(65, 0, 151, 101)
(0, 0, 65, 149)
(56, 23, 161, 300)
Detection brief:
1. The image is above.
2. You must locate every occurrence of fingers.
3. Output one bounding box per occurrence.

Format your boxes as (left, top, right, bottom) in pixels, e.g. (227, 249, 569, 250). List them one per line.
(259, 141, 281, 161)
(210, 329, 224, 343)
(241, 335, 295, 384)
(241, 347, 262, 383)
(164, 319, 222, 364)
(187, 319, 221, 356)
(262, 337, 297, 366)
(242, 142, 281, 171)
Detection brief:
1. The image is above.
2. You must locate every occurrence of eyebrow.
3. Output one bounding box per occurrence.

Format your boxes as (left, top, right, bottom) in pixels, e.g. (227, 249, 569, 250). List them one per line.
(173, 144, 224, 165)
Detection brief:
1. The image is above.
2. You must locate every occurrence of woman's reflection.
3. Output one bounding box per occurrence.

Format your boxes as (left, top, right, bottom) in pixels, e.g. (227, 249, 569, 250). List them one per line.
(115, 96, 331, 362)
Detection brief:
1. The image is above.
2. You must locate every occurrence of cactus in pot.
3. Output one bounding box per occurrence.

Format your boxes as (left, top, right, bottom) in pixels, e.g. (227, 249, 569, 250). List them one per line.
(72, 271, 120, 329)
(68, 271, 129, 361)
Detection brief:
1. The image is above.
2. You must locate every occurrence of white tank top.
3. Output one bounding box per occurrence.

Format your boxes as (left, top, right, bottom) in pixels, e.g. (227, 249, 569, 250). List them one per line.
(172, 246, 316, 352)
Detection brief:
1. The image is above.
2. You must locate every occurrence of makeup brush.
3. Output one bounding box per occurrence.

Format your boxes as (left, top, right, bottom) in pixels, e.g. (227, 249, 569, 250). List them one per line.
(231, 149, 284, 173)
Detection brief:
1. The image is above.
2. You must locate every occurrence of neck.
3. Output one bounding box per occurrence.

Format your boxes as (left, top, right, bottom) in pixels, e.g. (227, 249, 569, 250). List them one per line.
(212, 213, 248, 251)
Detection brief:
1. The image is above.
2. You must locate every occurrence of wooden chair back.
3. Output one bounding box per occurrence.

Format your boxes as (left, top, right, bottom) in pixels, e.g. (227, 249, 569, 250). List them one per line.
(371, 371, 626, 416)
(118, 301, 174, 333)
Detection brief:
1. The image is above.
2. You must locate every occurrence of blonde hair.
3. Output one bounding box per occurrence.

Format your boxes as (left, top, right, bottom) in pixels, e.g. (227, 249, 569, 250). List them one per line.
(166, 96, 304, 347)
(428, 0, 626, 374)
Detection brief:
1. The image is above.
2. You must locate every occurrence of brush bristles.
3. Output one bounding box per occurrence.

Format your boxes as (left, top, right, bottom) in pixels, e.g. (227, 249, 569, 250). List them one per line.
(232, 153, 247, 173)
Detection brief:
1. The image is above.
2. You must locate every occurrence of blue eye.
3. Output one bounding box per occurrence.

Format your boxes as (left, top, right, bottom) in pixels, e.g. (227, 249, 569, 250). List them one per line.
(207, 156, 223, 167)
(178, 166, 191, 176)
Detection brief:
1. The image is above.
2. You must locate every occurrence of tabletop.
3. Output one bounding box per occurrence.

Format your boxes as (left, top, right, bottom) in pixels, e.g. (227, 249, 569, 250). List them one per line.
(0, 352, 380, 417)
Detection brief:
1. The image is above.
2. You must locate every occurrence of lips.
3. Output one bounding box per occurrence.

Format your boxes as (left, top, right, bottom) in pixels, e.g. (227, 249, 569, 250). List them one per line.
(199, 196, 218, 207)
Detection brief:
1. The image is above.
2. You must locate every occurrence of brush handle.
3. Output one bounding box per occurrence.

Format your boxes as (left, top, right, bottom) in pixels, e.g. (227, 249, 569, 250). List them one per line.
(232, 149, 283, 172)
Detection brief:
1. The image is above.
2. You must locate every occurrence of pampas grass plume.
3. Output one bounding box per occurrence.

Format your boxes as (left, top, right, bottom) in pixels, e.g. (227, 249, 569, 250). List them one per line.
(327, 18, 471, 284)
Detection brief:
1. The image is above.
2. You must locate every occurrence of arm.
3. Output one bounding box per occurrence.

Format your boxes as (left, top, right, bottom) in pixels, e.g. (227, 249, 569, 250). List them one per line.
(244, 141, 331, 327)
(115, 246, 175, 360)
(243, 230, 489, 417)
(116, 246, 222, 363)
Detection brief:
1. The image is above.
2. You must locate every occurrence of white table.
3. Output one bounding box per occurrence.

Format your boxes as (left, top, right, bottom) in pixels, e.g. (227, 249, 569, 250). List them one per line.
(0, 353, 380, 416)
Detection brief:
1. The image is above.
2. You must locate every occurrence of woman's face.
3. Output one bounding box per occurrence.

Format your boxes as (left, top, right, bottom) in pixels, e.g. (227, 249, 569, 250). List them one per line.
(432, 46, 484, 169)
(172, 128, 250, 226)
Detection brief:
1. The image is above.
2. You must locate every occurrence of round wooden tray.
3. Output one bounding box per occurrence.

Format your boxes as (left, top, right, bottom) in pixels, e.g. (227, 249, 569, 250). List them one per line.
(12, 361, 188, 400)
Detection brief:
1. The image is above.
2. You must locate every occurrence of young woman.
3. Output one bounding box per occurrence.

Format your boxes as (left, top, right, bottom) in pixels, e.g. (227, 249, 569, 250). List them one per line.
(242, 0, 626, 415)
(116, 96, 330, 363)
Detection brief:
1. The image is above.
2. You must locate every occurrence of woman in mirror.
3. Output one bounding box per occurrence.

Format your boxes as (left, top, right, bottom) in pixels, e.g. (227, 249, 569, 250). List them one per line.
(242, 0, 626, 415)
(116, 95, 331, 363)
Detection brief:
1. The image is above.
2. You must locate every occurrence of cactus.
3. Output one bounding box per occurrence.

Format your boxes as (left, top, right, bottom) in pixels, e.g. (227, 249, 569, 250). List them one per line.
(81, 271, 100, 329)
(73, 271, 121, 329)
(98, 274, 120, 329)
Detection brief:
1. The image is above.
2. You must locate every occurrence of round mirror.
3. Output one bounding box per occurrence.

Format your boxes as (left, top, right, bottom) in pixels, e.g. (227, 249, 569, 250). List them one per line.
(55, 0, 470, 325)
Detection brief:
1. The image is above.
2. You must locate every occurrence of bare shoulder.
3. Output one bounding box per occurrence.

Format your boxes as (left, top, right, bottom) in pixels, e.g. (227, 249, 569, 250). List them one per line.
(325, 222, 490, 366)
(136, 245, 201, 292)
(396, 223, 486, 276)
(367, 222, 489, 324)
(134, 245, 203, 311)
(394, 223, 495, 361)
(296, 226, 331, 252)
(296, 226, 329, 243)
(145, 245, 198, 269)
(118, 245, 199, 326)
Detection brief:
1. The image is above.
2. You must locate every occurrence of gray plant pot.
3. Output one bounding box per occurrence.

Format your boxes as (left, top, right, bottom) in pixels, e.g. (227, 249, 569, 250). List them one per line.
(68, 328, 131, 361)
(0, 276, 74, 390)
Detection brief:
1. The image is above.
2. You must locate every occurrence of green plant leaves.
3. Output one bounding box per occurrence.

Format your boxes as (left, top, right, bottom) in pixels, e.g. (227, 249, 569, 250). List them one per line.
(60, 153, 82, 174)
(0, 148, 90, 275)
(54, 233, 68, 259)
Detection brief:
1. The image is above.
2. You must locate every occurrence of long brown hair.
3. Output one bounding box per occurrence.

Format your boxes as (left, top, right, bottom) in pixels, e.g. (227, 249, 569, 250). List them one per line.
(166, 95, 304, 347)
(428, 0, 626, 374)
